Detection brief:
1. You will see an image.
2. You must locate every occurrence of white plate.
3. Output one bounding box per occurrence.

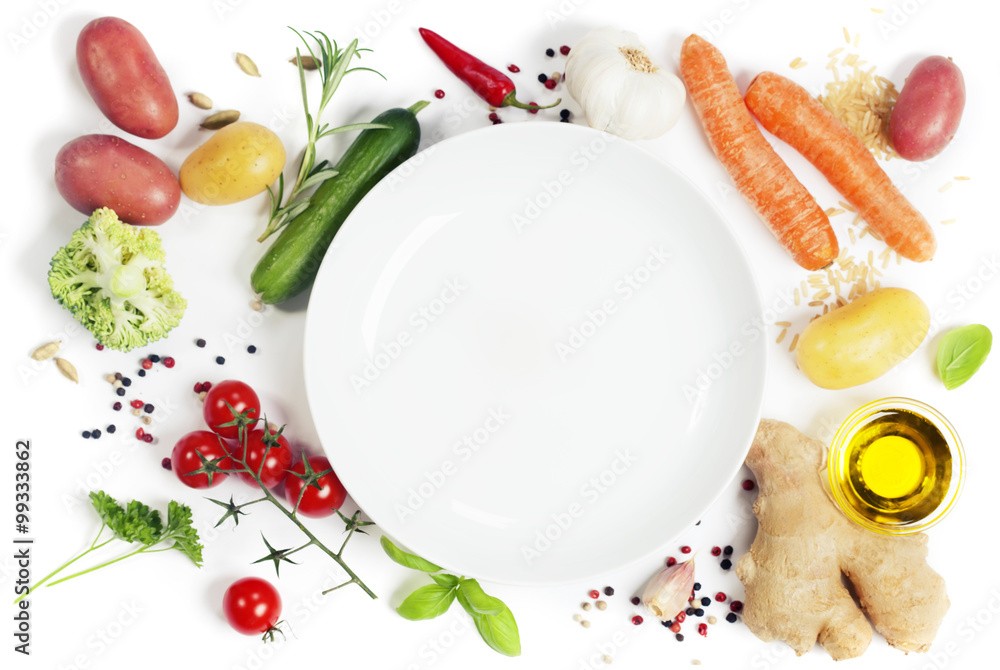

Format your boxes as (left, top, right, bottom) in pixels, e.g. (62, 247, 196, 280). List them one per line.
(304, 123, 766, 585)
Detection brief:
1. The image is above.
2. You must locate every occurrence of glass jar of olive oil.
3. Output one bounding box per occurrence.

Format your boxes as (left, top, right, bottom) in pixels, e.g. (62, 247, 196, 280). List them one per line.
(827, 398, 965, 535)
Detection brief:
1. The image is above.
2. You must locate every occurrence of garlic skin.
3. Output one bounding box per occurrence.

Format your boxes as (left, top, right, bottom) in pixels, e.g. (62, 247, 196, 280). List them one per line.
(565, 27, 686, 140)
(641, 558, 695, 621)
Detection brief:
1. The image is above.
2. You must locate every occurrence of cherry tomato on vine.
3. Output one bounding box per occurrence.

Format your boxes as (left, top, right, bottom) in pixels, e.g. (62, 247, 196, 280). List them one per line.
(203, 380, 261, 440)
(171, 430, 232, 489)
(284, 456, 347, 518)
(223, 577, 282, 636)
(230, 429, 293, 489)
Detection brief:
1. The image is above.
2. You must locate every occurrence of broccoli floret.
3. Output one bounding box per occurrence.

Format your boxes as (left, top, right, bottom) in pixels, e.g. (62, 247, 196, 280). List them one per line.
(48, 208, 186, 352)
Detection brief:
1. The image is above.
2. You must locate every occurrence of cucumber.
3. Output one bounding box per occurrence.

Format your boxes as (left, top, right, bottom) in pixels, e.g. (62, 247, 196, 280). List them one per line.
(251, 101, 428, 303)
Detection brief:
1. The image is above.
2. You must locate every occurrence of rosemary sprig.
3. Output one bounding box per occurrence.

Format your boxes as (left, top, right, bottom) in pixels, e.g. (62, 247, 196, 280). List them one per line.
(258, 28, 388, 242)
(202, 416, 376, 599)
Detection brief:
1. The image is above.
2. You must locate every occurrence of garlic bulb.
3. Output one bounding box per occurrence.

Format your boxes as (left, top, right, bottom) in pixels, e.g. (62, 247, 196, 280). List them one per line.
(565, 27, 686, 140)
(641, 558, 695, 621)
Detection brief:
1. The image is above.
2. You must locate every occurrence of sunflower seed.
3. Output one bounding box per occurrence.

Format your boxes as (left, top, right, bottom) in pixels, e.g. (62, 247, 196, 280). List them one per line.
(31, 341, 61, 361)
(55, 357, 79, 383)
(236, 52, 261, 77)
(200, 110, 241, 130)
(188, 92, 213, 109)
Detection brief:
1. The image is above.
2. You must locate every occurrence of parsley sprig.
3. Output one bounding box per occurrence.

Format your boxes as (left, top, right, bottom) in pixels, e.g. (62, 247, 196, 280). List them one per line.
(14, 492, 202, 604)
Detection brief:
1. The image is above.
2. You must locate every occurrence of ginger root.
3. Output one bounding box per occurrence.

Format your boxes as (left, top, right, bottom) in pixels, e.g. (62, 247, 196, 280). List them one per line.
(736, 419, 949, 660)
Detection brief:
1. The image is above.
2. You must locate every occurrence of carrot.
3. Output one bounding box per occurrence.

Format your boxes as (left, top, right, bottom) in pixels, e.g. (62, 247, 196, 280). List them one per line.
(744, 71, 936, 262)
(679, 34, 837, 271)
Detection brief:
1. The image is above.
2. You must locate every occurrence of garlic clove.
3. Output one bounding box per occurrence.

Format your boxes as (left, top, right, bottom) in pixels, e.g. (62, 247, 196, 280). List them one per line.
(641, 558, 695, 621)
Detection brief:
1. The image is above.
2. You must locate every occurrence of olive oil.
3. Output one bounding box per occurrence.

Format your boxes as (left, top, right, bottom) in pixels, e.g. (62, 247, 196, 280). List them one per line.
(837, 409, 951, 527)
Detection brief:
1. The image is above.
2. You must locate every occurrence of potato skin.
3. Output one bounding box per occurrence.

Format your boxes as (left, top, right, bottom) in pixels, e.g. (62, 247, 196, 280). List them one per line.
(795, 288, 929, 389)
(55, 134, 181, 225)
(889, 56, 965, 161)
(77, 17, 178, 139)
(179, 122, 286, 206)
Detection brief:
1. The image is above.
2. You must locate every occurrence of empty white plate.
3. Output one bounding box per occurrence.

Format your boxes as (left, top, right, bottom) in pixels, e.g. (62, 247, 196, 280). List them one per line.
(304, 122, 766, 585)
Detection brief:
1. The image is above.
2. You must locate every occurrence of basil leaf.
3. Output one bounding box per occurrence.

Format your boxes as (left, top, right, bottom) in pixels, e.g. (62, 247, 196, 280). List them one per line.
(456, 579, 504, 615)
(396, 584, 457, 621)
(380, 536, 444, 573)
(457, 580, 521, 656)
(937, 324, 992, 390)
(430, 573, 461, 588)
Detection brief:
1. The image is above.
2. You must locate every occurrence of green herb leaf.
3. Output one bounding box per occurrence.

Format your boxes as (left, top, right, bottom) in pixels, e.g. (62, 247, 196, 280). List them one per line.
(430, 573, 461, 588)
(98, 494, 163, 546)
(380, 536, 444, 573)
(396, 584, 457, 620)
(163, 501, 204, 567)
(937, 324, 992, 390)
(456, 578, 505, 615)
(457, 580, 521, 657)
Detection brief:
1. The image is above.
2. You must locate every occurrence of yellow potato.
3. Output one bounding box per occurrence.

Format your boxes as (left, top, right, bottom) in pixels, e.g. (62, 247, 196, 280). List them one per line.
(180, 122, 285, 205)
(796, 288, 929, 389)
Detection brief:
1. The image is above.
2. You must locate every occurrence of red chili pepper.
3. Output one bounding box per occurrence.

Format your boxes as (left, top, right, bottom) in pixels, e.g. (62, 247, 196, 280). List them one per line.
(419, 28, 559, 111)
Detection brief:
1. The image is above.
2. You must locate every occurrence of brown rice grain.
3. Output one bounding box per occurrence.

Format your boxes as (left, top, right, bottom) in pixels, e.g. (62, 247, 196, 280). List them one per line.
(954, 176, 970, 181)
(776, 329, 787, 344)
(843, 27, 851, 43)
(941, 218, 957, 225)
(775, 321, 792, 327)
(789, 334, 800, 351)
(828, 47, 844, 57)
(939, 181, 953, 192)
(808, 300, 824, 307)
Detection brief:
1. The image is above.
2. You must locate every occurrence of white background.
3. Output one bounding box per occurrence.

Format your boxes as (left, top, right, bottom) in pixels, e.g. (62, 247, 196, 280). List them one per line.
(2, 0, 998, 668)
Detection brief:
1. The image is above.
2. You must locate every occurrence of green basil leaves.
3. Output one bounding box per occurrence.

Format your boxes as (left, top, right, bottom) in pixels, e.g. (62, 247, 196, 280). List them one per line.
(381, 536, 521, 656)
(937, 324, 992, 390)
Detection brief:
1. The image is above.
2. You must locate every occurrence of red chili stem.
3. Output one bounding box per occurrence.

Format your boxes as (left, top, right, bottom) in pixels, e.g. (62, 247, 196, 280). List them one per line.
(419, 27, 560, 111)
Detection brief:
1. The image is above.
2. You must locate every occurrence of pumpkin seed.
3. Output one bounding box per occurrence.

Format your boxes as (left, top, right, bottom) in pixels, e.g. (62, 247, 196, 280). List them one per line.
(31, 341, 61, 361)
(188, 92, 213, 109)
(236, 52, 261, 77)
(55, 357, 79, 383)
(200, 110, 241, 130)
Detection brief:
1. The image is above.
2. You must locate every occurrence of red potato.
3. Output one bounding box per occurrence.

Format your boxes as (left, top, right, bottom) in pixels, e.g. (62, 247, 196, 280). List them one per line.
(889, 56, 965, 161)
(77, 17, 178, 139)
(55, 134, 180, 225)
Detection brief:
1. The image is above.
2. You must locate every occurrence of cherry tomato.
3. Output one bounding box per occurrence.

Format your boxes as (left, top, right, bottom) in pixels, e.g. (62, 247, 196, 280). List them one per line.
(284, 456, 347, 518)
(171, 430, 232, 489)
(223, 577, 282, 636)
(203, 380, 261, 439)
(230, 429, 293, 489)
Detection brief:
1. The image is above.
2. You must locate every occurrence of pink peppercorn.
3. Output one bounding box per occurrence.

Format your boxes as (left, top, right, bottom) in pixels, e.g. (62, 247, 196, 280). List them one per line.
(666, 556, 677, 567)
(559, 45, 571, 56)
(507, 64, 520, 73)
(730, 601, 743, 613)
(631, 615, 643, 625)
(680, 546, 692, 554)
(163, 357, 175, 368)
(434, 89, 445, 99)
(589, 590, 599, 599)
(141, 359, 153, 370)
(742, 479, 755, 491)
(161, 457, 172, 470)
(670, 622, 681, 633)
(715, 592, 727, 602)
(142, 433, 154, 443)
(95, 344, 105, 351)
(698, 623, 708, 637)
(544, 79, 556, 90)
(711, 546, 722, 556)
